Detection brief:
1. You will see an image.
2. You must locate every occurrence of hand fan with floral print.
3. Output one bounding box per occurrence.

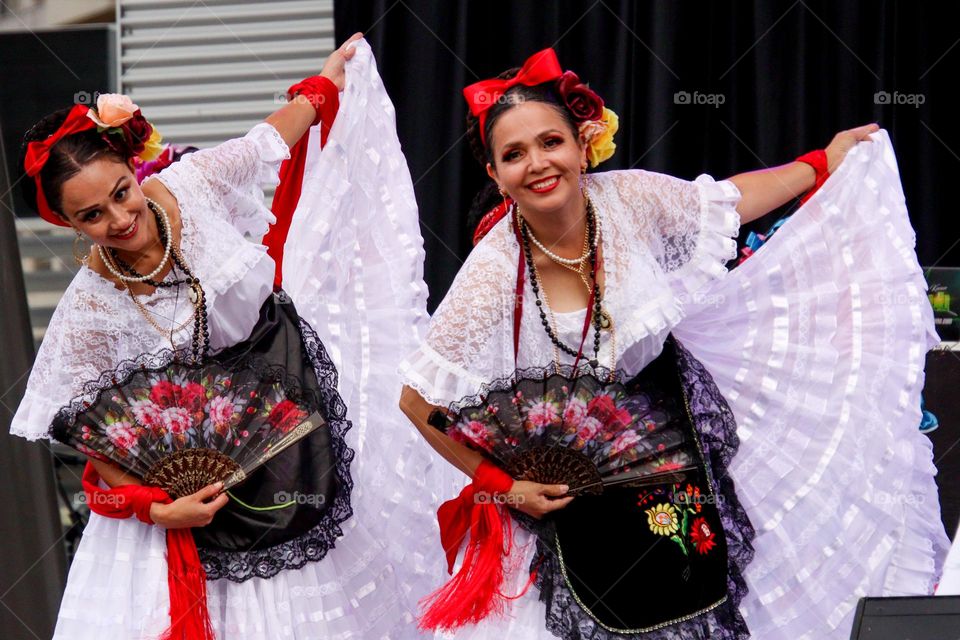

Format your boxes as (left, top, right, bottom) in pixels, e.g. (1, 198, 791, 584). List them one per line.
(434, 366, 700, 496)
(51, 357, 325, 499)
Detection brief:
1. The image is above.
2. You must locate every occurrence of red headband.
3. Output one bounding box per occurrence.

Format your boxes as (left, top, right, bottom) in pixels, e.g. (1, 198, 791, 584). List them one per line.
(24, 104, 99, 226)
(463, 48, 563, 144)
(24, 104, 100, 226)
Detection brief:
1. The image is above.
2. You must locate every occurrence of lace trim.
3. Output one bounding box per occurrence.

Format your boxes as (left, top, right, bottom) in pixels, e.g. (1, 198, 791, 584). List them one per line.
(445, 363, 619, 414)
(199, 317, 355, 582)
(518, 342, 755, 639)
(672, 176, 741, 301)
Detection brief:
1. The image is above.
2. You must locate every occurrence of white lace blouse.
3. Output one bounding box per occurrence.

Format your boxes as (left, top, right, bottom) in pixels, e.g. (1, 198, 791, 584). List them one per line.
(399, 170, 743, 407)
(11, 123, 290, 441)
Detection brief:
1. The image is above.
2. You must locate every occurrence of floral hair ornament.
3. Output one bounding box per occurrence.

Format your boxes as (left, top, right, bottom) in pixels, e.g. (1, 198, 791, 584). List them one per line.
(579, 107, 619, 168)
(466, 52, 620, 243)
(555, 70, 618, 168)
(87, 94, 163, 164)
(23, 94, 162, 226)
(463, 49, 619, 165)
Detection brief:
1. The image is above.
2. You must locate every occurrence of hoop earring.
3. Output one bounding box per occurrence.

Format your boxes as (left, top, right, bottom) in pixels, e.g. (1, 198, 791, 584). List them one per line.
(73, 230, 90, 265)
(498, 186, 511, 214)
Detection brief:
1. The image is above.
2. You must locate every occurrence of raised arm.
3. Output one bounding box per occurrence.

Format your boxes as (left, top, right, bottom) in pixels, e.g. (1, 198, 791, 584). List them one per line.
(727, 123, 879, 224)
(265, 32, 363, 148)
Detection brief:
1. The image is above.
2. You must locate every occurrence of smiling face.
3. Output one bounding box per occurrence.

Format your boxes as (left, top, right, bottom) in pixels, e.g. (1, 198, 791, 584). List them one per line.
(486, 100, 588, 217)
(58, 157, 153, 252)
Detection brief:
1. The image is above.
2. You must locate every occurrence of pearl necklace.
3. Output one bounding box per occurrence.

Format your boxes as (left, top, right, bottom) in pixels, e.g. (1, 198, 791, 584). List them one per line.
(98, 198, 172, 282)
(517, 200, 600, 266)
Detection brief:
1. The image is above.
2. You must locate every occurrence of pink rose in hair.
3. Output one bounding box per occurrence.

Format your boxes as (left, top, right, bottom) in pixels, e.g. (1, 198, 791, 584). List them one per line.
(88, 94, 139, 127)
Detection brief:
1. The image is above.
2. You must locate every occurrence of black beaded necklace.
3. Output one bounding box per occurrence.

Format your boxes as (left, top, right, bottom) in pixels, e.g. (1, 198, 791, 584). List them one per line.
(109, 201, 209, 362)
(518, 199, 604, 369)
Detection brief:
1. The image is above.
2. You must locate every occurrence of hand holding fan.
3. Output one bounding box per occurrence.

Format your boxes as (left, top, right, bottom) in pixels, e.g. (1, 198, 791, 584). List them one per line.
(435, 367, 699, 496)
(52, 357, 325, 498)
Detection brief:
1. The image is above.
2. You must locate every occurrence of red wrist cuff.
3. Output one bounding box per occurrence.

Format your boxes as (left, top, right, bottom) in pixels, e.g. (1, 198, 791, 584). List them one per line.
(287, 75, 339, 126)
(796, 149, 829, 178)
(472, 460, 514, 495)
(81, 461, 171, 524)
(795, 149, 830, 204)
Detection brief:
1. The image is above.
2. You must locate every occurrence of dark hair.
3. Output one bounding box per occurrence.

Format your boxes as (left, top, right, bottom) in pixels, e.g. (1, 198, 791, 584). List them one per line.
(464, 68, 581, 227)
(18, 107, 129, 219)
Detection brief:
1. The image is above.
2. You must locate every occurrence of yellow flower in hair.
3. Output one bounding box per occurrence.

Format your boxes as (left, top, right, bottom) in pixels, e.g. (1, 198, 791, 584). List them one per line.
(584, 108, 619, 168)
(645, 502, 680, 536)
(140, 127, 164, 162)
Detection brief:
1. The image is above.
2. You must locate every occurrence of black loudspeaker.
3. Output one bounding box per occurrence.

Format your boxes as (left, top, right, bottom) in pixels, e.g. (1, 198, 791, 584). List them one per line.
(849, 596, 960, 639)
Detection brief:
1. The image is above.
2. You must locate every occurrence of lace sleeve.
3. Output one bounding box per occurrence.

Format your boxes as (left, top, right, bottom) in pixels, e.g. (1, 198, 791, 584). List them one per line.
(9, 284, 121, 441)
(399, 238, 515, 407)
(597, 170, 741, 301)
(150, 122, 290, 238)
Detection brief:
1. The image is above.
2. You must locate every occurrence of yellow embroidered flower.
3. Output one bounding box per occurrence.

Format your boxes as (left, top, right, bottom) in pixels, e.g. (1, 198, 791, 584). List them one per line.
(585, 108, 619, 168)
(140, 127, 164, 162)
(645, 503, 680, 536)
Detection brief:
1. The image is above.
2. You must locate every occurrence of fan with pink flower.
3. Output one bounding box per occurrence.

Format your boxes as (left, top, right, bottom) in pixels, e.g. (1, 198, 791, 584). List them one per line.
(435, 367, 700, 496)
(51, 357, 325, 499)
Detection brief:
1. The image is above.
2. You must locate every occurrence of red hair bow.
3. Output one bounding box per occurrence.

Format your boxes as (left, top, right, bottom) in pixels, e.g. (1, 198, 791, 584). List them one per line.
(23, 104, 97, 226)
(462, 48, 563, 143)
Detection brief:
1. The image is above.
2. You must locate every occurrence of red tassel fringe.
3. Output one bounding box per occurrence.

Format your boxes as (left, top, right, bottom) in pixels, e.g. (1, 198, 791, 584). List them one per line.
(419, 501, 512, 631)
(160, 529, 217, 640)
(81, 463, 216, 639)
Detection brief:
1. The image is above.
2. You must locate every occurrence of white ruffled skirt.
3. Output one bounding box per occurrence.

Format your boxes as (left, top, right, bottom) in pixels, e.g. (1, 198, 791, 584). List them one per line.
(434, 132, 949, 639)
(53, 41, 460, 640)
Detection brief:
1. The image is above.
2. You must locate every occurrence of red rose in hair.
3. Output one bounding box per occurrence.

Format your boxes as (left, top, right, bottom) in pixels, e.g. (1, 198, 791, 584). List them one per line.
(104, 110, 152, 157)
(150, 381, 182, 409)
(556, 71, 604, 122)
(267, 399, 307, 433)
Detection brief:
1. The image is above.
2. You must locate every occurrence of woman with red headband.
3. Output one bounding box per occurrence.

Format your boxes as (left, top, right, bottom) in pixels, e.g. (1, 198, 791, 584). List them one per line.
(399, 48, 947, 639)
(10, 35, 455, 639)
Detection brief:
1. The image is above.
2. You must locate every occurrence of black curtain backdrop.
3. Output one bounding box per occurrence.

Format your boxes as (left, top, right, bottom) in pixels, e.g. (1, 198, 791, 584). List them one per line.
(335, 0, 958, 310)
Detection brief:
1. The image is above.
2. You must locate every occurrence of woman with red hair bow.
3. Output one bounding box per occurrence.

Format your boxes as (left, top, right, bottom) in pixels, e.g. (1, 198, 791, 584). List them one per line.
(10, 34, 453, 640)
(399, 48, 947, 639)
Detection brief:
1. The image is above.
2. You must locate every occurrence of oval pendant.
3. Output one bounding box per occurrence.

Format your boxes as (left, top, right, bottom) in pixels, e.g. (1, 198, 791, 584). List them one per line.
(599, 309, 613, 330)
(188, 285, 199, 304)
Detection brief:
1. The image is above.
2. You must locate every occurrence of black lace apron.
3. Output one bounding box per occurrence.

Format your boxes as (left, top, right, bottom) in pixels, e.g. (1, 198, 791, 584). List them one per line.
(524, 336, 755, 639)
(191, 293, 355, 582)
